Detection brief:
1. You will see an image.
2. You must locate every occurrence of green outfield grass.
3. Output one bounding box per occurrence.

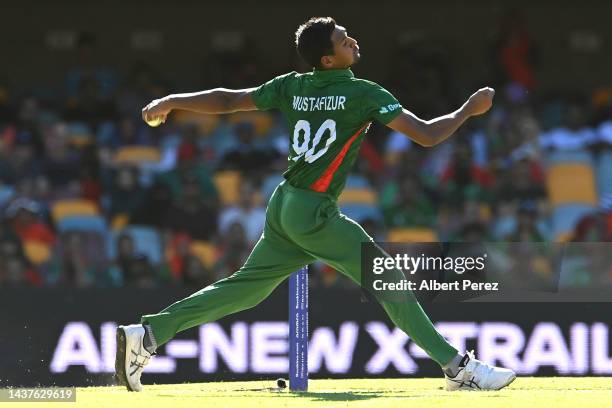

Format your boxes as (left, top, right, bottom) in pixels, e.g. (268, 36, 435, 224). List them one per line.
(25, 378, 612, 407)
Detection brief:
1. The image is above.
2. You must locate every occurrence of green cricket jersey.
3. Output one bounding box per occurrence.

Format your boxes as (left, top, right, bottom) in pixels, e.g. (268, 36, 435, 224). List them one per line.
(251, 68, 403, 199)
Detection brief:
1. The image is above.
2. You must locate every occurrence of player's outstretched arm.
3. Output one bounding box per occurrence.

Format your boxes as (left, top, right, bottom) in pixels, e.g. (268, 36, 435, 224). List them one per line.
(386, 87, 495, 147)
(141, 88, 258, 124)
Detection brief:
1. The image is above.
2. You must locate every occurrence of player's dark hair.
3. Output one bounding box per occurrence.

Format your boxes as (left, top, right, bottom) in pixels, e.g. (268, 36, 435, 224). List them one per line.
(295, 17, 336, 69)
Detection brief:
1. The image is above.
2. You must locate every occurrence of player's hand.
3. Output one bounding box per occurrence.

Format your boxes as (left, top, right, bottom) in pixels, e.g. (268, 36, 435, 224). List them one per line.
(141, 97, 172, 125)
(464, 87, 495, 116)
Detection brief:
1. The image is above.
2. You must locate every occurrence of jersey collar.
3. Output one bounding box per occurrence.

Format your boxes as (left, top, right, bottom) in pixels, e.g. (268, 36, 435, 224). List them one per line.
(312, 68, 354, 80)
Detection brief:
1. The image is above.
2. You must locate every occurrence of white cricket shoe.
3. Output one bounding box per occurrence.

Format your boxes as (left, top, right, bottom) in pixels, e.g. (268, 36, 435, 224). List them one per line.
(445, 351, 516, 391)
(115, 324, 152, 392)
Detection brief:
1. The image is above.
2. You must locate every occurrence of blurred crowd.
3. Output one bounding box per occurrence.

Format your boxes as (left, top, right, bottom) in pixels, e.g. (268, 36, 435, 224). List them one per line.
(1, 16, 612, 290)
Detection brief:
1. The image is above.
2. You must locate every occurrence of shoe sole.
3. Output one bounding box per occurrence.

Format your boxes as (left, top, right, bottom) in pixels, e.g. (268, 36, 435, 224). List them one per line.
(114, 326, 136, 392)
(494, 373, 517, 390)
(446, 373, 517, 391)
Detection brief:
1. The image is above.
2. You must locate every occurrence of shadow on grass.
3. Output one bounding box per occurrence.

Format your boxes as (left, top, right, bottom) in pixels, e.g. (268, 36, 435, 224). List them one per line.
(231, 388, 382, 401)
(297, 391, 381, 401)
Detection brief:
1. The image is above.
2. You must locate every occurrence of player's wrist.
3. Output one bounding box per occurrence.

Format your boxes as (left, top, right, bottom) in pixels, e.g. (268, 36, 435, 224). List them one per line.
(162, 95, 177, 111)
(459, 103, 476, 118)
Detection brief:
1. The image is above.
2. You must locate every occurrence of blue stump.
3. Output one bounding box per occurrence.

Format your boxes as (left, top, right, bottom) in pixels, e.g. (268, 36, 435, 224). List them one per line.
(289, 266, 308, 391)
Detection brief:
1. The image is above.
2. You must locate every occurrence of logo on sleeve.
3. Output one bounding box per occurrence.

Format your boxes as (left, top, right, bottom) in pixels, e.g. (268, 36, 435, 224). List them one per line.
(379, 103, 401, 115)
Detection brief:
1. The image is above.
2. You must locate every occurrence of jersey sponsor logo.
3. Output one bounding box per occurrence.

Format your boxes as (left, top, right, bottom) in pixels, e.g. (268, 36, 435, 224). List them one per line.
(379, 103, 401, 114)
(292, 96, 346, 112)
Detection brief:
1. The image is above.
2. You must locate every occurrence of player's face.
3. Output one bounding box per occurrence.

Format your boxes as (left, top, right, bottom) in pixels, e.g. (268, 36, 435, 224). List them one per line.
(329, 25, 360, 68)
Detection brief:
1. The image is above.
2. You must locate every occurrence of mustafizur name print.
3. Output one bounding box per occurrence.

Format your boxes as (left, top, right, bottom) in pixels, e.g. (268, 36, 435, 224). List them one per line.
(292, 95, 346, 111)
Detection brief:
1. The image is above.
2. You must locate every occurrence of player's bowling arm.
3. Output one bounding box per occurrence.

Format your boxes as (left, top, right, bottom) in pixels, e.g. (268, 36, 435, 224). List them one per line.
(142, 88, 258, 122)
(386, 87, 495, 147)
(386, 107, 471, 147)
(164, 88, 259, 114)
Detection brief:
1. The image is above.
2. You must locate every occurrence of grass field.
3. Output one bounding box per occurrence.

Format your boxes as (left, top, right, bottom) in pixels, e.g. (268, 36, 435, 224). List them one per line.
(15, 378, 612, 407)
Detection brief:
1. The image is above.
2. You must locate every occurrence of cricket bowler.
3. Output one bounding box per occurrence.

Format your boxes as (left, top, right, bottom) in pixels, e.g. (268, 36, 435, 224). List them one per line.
(115, 16, 516, 392)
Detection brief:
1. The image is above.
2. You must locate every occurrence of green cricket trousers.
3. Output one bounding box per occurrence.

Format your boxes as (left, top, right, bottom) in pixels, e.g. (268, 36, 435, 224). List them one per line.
(141, 181, 457, 366)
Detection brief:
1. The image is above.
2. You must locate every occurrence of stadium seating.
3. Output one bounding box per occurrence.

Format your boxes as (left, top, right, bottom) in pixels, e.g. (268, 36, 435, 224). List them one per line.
(555, 230, 574, 243)
(345, 174, 371, 189)
(51, 199, 99, 223)
(23, 241, 52, 264)
(340, 203, 383, 223)
(338, 187, 379, 224)
(491, 215, 516, 239)
(111, 214, 130, 231)
(66, 122, 94, 147)
(388, 228, 438, 242)
(213, 171, 242, 205)
(551, 204, 596, 240)
(172, 110, 220, 135)
(190, 241, 218, 269)
(338, 188, 378, 205)
(596, 151, 612, 197)
(114, 146, 161, 164)
(546, 162, 598, 206)
(491, 215, 552, 240)
(56, 230, 110, 270)
(545, 156, 599, 241)
(546, 149, 593, 165)
(228, 111, 274, 136)
(109, 226, 163, 264)
(261, 173, 284, 201)
(57, 215, 108, 233)
(0, 184, 15, 207)
(260, 174, 374, 202)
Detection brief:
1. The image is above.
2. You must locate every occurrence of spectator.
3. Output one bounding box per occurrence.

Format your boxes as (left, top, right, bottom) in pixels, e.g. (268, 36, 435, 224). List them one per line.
(0, 222, 39, 287)
(381, 177, 436, 228)
(41, 123, 80, 188)
(164, 180, 218, 241)
(214, 222, 250, 279)
(219, 180, 265, 244)
(539, 103, 596, 152)
(572, 195, 612, 242)
(64, 32, 118, 124)
(0, 85, 16, 125)
(48, 231, 96, 287)
(181, 254, 215, 288)
(439, 143, 494, 207)
(505, 201, 545, 241)
(132, 181, 173, 228)
(157, 136, 218, 202)
(114, 234, 156, 287)
(116, 63, 167, 116)
(107, 166, 147, 219)
(64, 77, 117, 125)
(164, 232, 191, 282)
(6, 198, 55, 245)
(496, 158, 546, 203)
(0, 257, 34, 287)
(217, 121, 280, 174)
(0, 221, 26, 261)
(489, 9, 538, 89)
(107, 115, 153, 148)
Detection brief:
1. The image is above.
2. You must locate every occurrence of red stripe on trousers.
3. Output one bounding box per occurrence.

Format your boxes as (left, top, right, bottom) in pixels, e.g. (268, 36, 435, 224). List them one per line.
(309, 123, 369, 193)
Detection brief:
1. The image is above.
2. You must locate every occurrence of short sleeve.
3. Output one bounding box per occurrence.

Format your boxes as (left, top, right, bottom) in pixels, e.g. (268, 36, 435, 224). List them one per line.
(362, 81, 403, 124)
(251, 72, 295, 111)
